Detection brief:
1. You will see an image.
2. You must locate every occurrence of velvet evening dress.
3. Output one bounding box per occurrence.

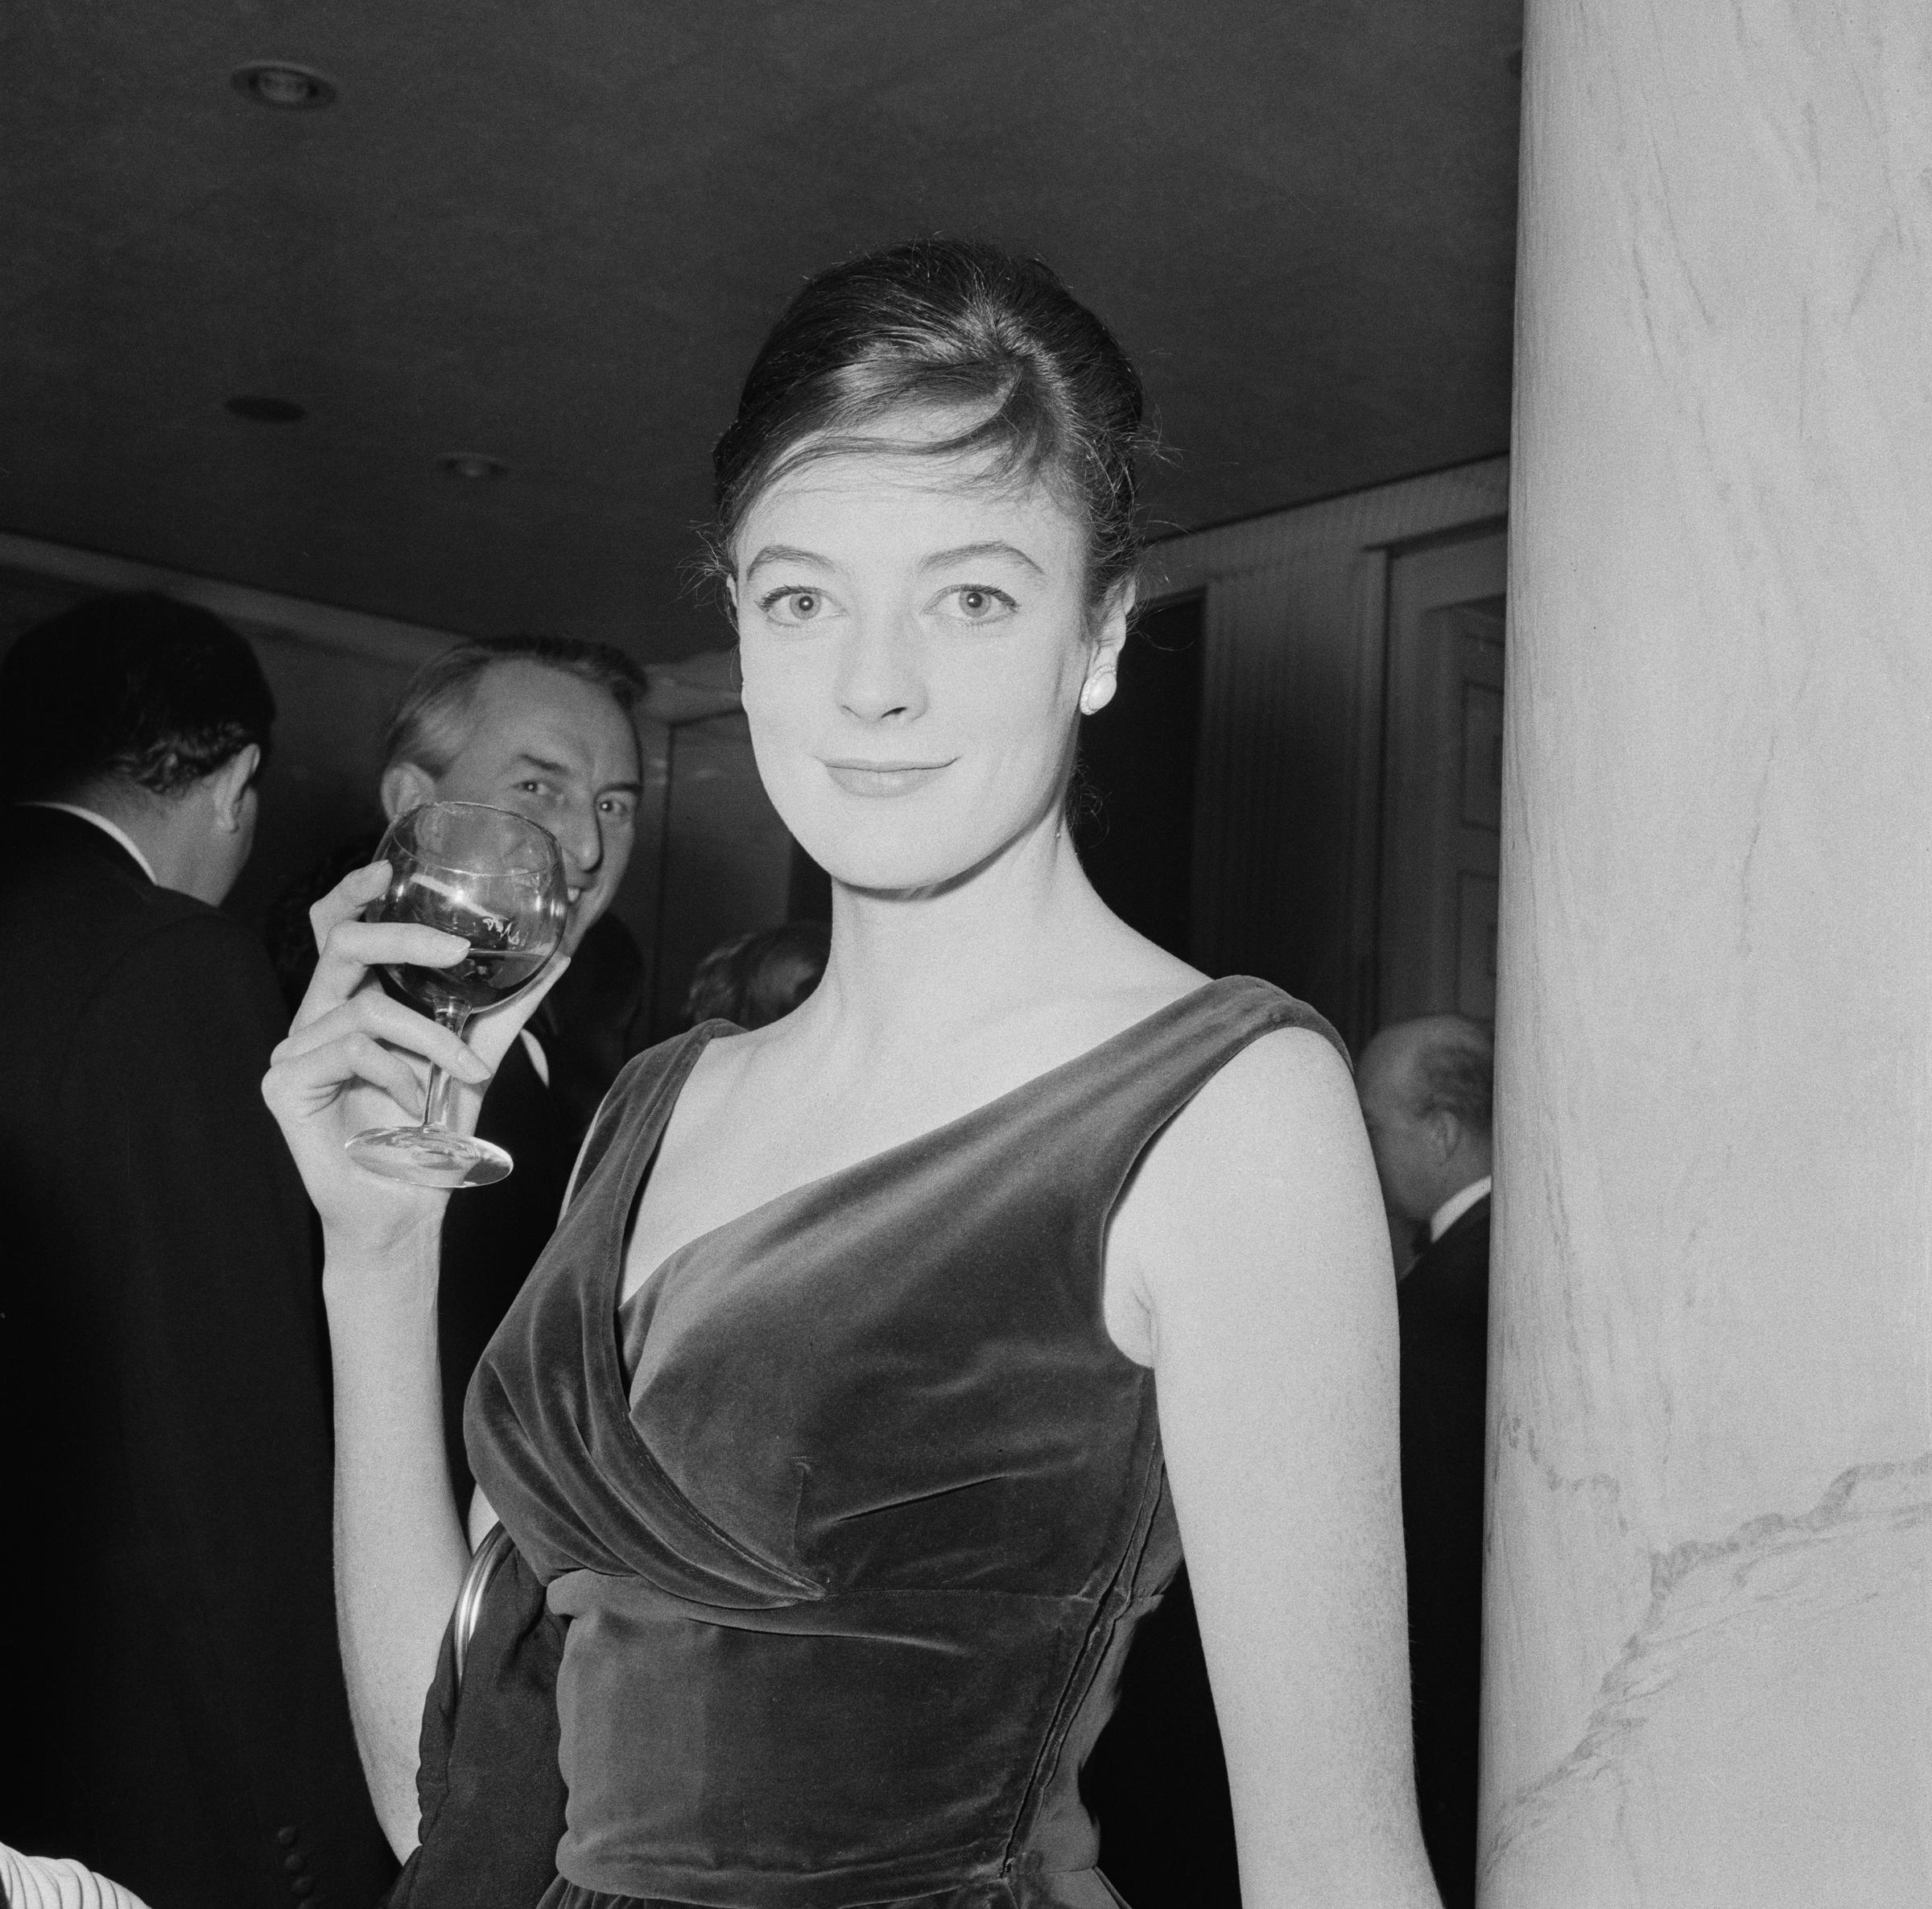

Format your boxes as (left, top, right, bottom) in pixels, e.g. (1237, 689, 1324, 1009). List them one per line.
(464, 975, 1347, 1909)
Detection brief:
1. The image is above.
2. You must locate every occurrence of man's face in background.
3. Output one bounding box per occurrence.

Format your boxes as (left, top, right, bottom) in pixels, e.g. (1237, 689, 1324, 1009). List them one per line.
(395, 660, 643, 954)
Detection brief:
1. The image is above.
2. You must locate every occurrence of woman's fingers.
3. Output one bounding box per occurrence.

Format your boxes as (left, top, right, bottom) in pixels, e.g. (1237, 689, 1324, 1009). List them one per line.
(279, 992, 492, 1085)
(274, 860, 572, 1149)
(266, 1029, 431, 1124)
(297, 918, 469, 1032)
(318, 918, 470, 988)
(309, 861, 391, 949)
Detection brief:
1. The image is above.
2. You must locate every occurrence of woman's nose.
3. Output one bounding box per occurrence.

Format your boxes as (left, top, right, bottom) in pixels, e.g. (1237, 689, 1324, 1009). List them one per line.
(835, 612, 927, 723)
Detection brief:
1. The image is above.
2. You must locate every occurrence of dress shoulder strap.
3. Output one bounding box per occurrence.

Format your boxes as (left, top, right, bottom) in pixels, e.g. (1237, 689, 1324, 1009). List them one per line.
(1016, 973, 1348, 1169)
(564, 1020, 729, 1211)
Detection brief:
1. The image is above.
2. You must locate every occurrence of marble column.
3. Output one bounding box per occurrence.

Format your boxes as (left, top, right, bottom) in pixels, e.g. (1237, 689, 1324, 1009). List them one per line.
(1483, 5, 1932, 1904)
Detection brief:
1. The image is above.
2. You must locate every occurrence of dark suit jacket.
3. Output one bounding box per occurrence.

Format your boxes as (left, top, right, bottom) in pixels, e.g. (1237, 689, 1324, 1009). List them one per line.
(0, 807, 394, 1908)
(1397, 1192, 1491, 1909)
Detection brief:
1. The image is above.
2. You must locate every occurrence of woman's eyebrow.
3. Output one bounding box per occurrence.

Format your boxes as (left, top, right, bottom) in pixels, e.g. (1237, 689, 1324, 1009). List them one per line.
(745, 544, 832, 578)
(919, 540, 1044, 576)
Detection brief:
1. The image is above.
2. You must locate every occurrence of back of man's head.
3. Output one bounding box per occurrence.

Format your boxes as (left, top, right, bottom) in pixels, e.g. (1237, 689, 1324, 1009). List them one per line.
(1405, 1014, 1494, 1137)
(683, 919, 832, 1031)
(381, 633, 646, 781)
(0, 592, 275, 803)
(1356, 1012, 1496, 1226)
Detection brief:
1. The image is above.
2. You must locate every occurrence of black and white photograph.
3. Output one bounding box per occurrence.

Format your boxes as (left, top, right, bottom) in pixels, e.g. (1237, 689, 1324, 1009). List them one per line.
(1, 6, 1926, 1908)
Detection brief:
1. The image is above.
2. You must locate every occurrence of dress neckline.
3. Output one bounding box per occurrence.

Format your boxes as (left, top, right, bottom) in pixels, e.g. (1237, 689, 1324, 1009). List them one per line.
(610, 977, 1314, 1352)
(611, 975, 1258, 1326)
(595, 976, 1269, 1425)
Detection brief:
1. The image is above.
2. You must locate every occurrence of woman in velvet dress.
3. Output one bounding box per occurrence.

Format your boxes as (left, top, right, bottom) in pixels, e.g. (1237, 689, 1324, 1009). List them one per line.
(264, 240, 1443, 1909)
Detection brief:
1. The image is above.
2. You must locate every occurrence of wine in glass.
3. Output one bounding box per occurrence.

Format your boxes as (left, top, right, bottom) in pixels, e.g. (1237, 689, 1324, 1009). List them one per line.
(345, 800, 568, 1189)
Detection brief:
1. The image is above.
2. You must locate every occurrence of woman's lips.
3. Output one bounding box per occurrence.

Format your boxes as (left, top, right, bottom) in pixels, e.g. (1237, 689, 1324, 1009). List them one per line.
(822, 759, 952, 798)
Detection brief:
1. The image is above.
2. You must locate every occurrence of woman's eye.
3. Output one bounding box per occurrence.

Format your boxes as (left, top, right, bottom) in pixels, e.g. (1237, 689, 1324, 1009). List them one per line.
(940, 585, 1017, 623)
(762, 588, 826, 624)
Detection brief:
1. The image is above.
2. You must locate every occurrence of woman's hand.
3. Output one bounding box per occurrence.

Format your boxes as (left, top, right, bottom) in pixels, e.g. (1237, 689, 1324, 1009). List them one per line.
(262, 863, 568, 1256)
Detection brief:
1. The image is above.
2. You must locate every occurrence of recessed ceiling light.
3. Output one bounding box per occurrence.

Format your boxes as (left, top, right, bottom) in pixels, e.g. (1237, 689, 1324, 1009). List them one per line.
(231, 62, 337, 110)
(226, 395, 307, 423)
(437, 452, 509, 481)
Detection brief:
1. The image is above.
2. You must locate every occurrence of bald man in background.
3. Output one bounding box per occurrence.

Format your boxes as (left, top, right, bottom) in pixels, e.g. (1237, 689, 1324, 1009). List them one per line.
(1356, 1014, 1493, 1909)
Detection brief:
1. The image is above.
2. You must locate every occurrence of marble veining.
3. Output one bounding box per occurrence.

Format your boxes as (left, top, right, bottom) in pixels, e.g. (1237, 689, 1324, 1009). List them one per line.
(1484, 1453, 1932, 1886)
(1490, 0, 1932, 1897)
(1491, 1410, 1625, 1522)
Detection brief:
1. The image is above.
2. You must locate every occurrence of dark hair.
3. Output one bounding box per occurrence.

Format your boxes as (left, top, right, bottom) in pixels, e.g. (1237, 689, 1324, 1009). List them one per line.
(382, 634, 648, 777)
(1410, 1017, 1495, 1136)
(0, 591, 275, 801)
(710, 238, 1150, 607)
(683, 919, 832, 1031)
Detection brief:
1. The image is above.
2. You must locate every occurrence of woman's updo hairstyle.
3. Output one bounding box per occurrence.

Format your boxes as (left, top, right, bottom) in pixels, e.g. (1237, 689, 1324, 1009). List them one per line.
(712, 237, 1150, 608)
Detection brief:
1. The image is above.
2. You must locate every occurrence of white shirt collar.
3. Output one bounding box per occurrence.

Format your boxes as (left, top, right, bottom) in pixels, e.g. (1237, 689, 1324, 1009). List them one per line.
(1428, 1174, 1492, 1244)
(22, 802, 159, 885)
(518, 1028, 551, 1088)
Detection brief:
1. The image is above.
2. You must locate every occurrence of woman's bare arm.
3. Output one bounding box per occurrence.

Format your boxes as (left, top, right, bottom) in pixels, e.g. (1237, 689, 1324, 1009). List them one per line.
(1113, 1027, 1442, 1908)
(262, 864, 564, 1856)
(323, 1234, 468, 1855)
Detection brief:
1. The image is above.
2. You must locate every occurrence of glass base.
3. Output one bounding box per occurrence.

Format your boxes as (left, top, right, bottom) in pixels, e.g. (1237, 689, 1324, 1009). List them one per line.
(345, 1124, 514, 1189)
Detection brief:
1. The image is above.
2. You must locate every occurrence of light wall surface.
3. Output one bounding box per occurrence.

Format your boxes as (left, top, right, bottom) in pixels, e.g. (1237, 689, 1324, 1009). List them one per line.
(1484, 2, 1932, 1899)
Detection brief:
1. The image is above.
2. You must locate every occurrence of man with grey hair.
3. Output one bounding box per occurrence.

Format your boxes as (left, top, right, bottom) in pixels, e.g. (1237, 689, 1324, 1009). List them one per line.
(269, 633, 651, 1508)
(377, 633, 648, 960)
(1355, 1013, 1493, 1909)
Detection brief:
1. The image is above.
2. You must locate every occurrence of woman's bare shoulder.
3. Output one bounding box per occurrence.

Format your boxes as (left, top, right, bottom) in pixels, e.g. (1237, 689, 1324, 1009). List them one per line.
(1110, 1022, 1381, 1316)
(1171, 1020, 1360, 1157)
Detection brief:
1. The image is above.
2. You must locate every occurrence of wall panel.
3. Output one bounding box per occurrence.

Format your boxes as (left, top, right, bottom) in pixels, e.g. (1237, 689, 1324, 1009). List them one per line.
(1143, 456, 1509, 1047)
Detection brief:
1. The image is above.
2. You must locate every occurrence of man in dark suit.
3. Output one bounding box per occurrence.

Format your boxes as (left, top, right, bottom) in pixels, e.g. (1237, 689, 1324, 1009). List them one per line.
(1356, 1013, 1494, 1909)
(266, 634, 650, 1513)
(0, 594, 394, 1907)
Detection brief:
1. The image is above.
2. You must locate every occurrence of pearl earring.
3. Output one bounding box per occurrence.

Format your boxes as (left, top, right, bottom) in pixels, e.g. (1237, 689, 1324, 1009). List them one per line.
(1079, 672, 1117, 716)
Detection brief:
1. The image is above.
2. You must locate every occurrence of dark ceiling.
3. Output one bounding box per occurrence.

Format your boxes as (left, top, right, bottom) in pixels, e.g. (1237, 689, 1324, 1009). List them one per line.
(2, 2, 1521, 662)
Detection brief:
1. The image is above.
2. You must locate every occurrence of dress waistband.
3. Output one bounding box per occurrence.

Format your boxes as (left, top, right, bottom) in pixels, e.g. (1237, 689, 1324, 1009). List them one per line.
(546, 1573, 1108, 1907)
(539, 1853, 1133, 1909)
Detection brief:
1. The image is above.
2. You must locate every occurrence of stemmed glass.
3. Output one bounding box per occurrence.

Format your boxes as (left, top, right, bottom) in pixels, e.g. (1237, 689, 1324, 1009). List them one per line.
(345, 801, 568, 1189)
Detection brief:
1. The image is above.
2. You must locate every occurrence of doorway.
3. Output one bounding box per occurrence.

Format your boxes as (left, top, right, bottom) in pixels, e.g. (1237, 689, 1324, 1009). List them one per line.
(1377, 530, 1508, 1027)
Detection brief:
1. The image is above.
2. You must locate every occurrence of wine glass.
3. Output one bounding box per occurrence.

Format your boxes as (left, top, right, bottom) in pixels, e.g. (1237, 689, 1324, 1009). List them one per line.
(344, 801, 568, 1189)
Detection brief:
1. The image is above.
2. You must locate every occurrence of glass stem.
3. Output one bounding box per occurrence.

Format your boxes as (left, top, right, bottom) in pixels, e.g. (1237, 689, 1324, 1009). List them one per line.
(421, 999, 474, 1133)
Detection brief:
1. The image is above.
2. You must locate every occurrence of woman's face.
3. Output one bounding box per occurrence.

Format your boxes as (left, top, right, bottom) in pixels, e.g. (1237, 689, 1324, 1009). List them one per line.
(733, 440, 1125, 893)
